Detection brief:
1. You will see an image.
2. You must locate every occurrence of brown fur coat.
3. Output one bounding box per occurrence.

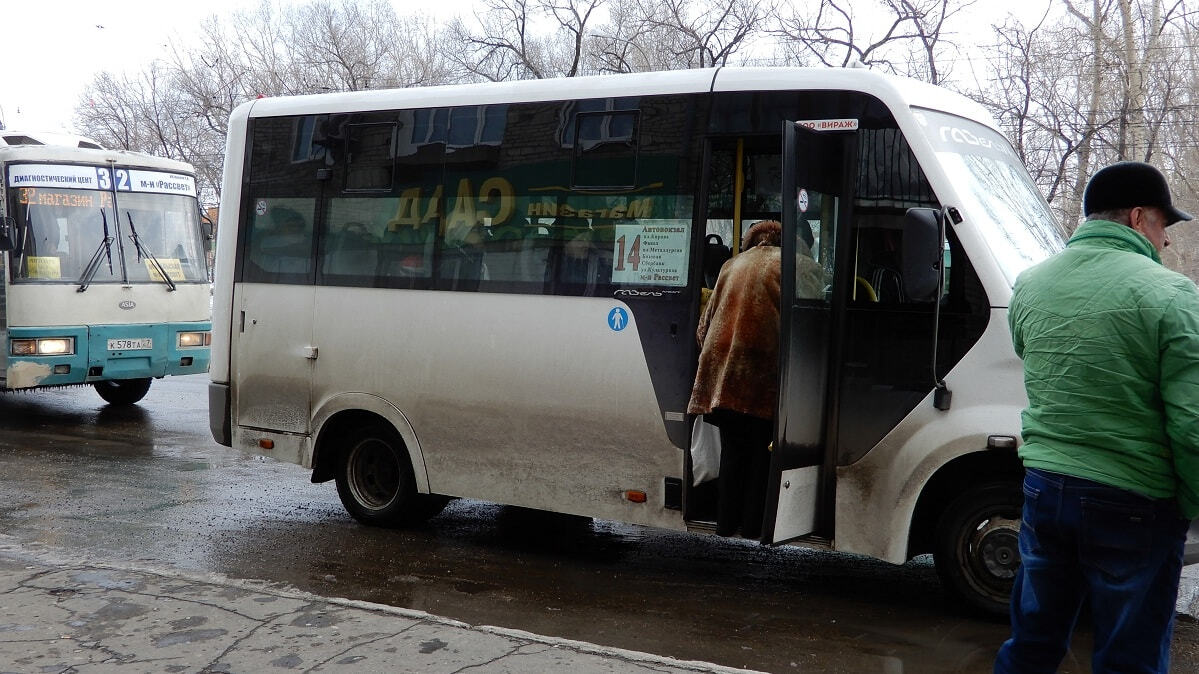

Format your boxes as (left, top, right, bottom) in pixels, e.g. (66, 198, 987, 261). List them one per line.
(687, 236, 783, 420)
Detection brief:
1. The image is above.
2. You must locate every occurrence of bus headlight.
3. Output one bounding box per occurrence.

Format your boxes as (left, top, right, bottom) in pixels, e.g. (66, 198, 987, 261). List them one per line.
(177, 331, 211, 348)
(11, 337, 75, 356)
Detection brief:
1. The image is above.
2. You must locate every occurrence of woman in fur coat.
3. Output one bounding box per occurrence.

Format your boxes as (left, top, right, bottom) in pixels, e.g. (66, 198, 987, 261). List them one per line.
(687, 220, 791, 538)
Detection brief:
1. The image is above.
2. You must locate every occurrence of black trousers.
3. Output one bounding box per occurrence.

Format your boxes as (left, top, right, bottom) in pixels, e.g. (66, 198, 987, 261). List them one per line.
(708, 409, 772, 539)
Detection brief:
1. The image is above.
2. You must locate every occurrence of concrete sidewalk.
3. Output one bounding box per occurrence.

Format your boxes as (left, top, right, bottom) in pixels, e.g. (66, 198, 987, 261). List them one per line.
(0, 547, 758, 673)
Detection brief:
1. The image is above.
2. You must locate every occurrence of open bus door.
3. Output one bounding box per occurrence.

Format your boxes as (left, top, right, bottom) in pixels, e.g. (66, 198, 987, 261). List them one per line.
(764, 121, 856, 544)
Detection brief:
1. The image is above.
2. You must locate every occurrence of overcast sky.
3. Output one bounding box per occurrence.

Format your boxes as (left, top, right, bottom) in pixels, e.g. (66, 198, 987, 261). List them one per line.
(0, 0, 472, 135)
(0, 1, 1029, 136)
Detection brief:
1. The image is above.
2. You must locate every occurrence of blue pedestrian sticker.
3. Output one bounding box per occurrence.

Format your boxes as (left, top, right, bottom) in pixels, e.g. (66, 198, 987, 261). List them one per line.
(608, 307, 628, 332)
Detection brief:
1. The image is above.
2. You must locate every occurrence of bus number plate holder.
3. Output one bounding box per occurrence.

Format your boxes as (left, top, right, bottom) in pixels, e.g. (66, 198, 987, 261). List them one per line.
(108, 338, 152, 351)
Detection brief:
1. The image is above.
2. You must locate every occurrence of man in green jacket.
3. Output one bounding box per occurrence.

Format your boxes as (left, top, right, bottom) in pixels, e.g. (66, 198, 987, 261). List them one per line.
(996, 162, 1199, 673)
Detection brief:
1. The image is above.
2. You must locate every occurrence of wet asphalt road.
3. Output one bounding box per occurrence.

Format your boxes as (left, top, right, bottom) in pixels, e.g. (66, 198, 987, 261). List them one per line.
(0, 375, 1196, 673)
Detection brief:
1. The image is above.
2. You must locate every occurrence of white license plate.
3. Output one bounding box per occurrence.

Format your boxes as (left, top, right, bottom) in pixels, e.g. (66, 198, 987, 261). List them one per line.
(108, 338, 152, 351)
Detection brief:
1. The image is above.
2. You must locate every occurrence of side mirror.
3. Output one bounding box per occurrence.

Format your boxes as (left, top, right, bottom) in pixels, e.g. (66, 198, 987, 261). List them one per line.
(0, 216, 14, 252)
(903, 208, 944, 301)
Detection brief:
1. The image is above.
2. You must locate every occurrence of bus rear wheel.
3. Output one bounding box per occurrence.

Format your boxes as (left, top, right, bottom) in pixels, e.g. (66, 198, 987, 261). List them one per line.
(92, 378, 152, 405)
(934, 482, 1023, 617)
(335, 425, 446, 527)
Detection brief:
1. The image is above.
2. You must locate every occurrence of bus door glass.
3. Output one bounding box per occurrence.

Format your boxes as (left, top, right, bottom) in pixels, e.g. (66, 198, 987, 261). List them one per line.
(766, 122, 854, 544)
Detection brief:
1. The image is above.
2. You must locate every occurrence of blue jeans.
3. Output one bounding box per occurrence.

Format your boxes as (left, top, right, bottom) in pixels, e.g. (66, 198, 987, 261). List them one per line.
(995, 468, 1188, 673)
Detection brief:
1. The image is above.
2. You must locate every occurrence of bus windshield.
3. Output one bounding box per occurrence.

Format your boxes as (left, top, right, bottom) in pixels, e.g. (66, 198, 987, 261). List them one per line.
(6, 165, 207, 284)
(911, 108, 1066, 286)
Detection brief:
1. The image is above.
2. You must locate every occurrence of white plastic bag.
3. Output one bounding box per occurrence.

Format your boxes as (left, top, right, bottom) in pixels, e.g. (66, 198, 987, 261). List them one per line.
(690, 415, 721, 486)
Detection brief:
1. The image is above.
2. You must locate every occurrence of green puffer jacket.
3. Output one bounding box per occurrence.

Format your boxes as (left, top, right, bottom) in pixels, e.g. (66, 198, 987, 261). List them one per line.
(1010, 219, 1199, 519)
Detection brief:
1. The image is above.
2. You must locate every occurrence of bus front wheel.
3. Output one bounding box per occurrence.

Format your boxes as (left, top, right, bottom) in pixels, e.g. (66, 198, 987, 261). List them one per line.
(92, 378, 152, 405)
(335, 425, 446, 527)
(934, 482, 1023, 617)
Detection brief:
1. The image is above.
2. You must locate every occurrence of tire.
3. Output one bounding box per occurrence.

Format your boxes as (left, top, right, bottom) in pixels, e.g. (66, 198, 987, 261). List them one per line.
(934, 481, 1023, 617)
(334, 425, 447, 527)
(92, 378, 153, 405)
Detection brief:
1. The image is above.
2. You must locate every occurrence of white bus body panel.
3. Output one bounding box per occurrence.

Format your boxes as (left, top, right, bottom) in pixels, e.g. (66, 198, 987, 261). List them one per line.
(209, 102, 253, 387)
(232, 283, 315, 434)
(230, 286, 686, 529)
(5, 283, 211, 326)
(0, 144, 194, 174)
(834, 309, 1025, 563)
(0, 283, 211, 386)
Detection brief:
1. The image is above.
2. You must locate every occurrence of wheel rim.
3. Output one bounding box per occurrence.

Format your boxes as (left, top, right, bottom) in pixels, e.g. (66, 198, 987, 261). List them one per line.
(962, 510, 1021, 599)
(346, 438, 401, 511)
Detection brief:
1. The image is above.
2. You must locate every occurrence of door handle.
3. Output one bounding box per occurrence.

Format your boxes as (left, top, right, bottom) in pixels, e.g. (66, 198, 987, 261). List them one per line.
(303, 346, 319, 360)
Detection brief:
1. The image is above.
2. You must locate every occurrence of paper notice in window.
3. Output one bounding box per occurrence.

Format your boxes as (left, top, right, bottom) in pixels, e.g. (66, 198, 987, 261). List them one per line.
(146, 258, 186, 282)
(610, 221, 689, 287)
(26, 256, 62, 279)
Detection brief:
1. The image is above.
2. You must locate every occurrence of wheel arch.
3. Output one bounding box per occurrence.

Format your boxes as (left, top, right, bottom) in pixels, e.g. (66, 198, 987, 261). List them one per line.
(906, 448, 1023, 558)
(309, 393, 430, 494)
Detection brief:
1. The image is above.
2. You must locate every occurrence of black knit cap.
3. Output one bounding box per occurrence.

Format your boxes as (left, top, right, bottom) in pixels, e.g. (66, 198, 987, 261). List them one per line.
(1083, 161, 1192, 225)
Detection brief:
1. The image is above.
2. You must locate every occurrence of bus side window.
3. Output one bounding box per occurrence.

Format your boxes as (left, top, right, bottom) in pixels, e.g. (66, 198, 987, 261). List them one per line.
(852, 218, 921, 305)
(438, 221, 487, 292)
(483, 217, 550, 285)
(380, 222, 435, 282)
(861, 226, 906, 303)
(322, 221, 379, 277)
(547, 216, 607, 296)
(244, 202, 315, 282)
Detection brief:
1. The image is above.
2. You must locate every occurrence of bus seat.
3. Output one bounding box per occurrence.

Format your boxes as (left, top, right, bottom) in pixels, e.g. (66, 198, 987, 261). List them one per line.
(703, 233, 731, 288)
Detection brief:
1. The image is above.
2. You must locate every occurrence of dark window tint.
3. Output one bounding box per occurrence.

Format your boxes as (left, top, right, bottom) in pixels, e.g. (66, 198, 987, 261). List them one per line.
(247, 94, 705, 296)
(2, 135, 43, 146)
(291, 116, 327, 163)
(243, 198, 316, 283)
(572, 110, 639, 188)
(241, 116, 323, 284)
(345, 123, 396, 192)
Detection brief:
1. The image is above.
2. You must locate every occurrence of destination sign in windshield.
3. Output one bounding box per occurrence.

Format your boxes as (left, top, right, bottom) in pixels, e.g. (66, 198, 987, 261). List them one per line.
(7, 163, 196, 197)
(17, 187, 113, 209)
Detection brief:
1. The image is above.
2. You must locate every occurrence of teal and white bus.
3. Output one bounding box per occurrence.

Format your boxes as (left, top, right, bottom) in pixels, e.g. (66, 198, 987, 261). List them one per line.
(209, 67, 1068, 614)
(0, 133, 212, 404)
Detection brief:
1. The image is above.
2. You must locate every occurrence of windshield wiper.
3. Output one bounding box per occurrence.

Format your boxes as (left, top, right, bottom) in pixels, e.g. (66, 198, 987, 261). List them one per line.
(126, 212, 176, 291)
(77, 209, 115, 293)
(15, 211, 31, 277)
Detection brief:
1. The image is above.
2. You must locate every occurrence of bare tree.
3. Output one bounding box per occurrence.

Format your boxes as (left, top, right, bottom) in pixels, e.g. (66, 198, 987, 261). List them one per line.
(288, 0, 455, 90)
(446, 0, 606, 80)
(977, 0, 1199, 243)
(773, 0, 977, 84)
(73, 0, 458, 203)
(593, 0, 766, 72)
